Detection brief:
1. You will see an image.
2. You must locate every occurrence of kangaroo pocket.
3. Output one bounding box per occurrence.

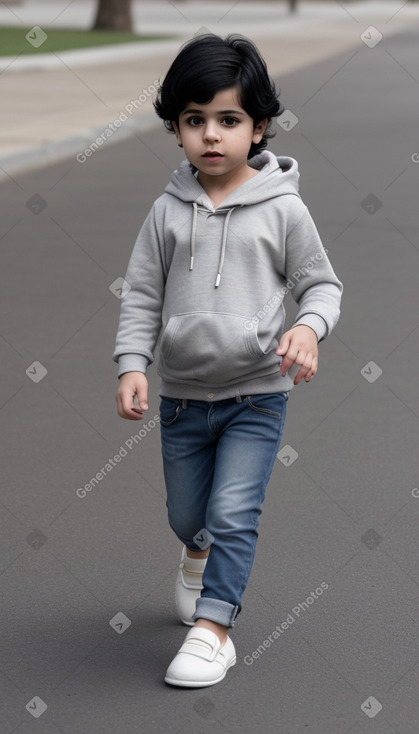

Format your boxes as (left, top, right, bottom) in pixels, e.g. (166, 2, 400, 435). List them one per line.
(159, 311, 278, 385)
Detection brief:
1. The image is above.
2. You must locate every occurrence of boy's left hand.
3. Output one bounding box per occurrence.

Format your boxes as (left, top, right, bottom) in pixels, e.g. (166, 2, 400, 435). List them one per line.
(275, 325, 318, 385)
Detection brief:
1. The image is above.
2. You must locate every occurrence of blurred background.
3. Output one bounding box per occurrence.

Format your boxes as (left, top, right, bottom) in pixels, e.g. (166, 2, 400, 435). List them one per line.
(2, 0, 418, 175)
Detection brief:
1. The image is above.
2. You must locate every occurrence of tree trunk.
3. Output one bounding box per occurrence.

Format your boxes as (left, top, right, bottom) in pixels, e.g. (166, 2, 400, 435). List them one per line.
(93, 0, 133, 32)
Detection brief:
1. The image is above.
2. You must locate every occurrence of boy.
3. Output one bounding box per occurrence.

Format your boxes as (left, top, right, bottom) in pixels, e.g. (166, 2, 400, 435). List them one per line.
(113, 33, 343, 688)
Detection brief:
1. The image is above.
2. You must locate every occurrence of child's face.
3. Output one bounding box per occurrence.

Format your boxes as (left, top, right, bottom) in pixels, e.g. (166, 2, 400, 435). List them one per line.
(172, 86, 267, 183)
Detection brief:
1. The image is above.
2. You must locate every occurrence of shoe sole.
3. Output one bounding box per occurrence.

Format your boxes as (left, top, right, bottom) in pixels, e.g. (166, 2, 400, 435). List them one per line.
(164, 657, 236, 687)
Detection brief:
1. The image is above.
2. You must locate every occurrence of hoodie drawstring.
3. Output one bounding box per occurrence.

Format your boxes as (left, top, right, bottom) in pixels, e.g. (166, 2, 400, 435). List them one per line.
(189, 202, 198, 272)
(215, 207, 234, 288)
(189, 202, 236, 288)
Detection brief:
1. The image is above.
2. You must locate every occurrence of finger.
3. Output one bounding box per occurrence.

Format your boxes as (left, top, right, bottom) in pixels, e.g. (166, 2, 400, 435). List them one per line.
(305, 356, 318, 382)
(137, 386, 148, 412)
(281, 349, 300, 376)
(278, 338, 301, 375)
(116, 390, 143, 420)
(275, 333, 290, 355)
(284, 347, 307, 379)
(125, 410, 145, 420)
(293, 365, 309, 385)
(293, 354, 312, 384)
(296, 357, 318, 384)
(281, 353, 296, 376)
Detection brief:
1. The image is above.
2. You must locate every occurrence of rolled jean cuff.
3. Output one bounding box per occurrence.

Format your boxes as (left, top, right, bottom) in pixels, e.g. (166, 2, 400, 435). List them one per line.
(193, 597, 239, 628)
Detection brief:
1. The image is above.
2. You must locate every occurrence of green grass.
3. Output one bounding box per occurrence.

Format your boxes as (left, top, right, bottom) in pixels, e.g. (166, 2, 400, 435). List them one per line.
(0, 26, 174, 56)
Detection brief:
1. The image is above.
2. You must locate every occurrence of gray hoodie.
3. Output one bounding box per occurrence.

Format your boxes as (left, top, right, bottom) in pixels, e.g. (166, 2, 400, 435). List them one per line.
(112, 150, 343, 399)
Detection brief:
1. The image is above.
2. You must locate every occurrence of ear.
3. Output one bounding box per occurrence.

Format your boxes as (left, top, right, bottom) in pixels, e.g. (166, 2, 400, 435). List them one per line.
(172, 120, 182, 147)
(252, 118, 269, 144)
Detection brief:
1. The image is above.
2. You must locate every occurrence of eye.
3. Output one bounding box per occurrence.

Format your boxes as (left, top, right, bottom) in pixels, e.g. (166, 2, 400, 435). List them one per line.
(186, 116, 203, 126)
(222, 117, 239, 127)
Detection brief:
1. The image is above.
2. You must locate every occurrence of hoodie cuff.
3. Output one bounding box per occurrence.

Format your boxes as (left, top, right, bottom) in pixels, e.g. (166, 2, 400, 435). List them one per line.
(292, 314, 328, 342)
(117, 354, 149, 378)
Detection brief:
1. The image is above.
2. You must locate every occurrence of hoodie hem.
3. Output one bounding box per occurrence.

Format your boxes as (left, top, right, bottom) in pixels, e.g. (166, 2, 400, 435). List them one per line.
(158, 371, 294, 401)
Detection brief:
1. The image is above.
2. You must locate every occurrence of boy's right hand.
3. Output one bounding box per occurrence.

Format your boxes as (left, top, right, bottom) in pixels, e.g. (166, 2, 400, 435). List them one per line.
(116, 371, 149, 420)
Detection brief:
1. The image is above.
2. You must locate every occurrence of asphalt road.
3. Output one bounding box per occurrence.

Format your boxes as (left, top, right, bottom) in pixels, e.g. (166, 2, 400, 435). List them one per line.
(1, 25, 419, 734)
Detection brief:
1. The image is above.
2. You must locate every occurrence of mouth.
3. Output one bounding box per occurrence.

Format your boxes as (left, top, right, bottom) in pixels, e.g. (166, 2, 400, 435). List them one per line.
(202, 151, 224, 159)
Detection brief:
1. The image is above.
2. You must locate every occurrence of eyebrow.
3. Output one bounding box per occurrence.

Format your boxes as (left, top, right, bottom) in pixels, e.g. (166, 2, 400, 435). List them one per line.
(181, 108, 246, 116)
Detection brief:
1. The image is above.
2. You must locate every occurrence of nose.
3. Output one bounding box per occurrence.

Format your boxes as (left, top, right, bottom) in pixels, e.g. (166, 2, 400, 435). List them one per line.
(203, 121, 221, 142)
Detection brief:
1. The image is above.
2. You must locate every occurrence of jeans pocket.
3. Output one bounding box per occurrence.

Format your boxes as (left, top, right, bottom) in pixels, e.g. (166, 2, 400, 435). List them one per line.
(246, 392, 287, 420)
(159, 397, 182, 427)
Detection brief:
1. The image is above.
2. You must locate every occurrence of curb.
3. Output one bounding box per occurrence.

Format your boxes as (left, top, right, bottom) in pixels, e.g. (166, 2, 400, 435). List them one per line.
(0, 37, 185, 73)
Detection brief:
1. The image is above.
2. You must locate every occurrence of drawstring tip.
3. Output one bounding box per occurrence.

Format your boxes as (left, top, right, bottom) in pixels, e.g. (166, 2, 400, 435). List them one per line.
(189, 256, 194, 271)
(215, 273, 221, 288)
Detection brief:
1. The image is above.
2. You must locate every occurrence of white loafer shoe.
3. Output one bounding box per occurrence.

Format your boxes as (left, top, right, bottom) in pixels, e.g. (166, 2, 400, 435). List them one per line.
(165, 626, 236, 687)
(175, 546, 207, 626)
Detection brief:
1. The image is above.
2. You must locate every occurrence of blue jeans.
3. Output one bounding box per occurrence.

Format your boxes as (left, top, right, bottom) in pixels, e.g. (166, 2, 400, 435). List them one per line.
(159, 392, 288, 628)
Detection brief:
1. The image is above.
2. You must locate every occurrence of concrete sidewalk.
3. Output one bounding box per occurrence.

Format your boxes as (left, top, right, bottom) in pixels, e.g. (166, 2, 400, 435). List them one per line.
(1, 0, 419, 179)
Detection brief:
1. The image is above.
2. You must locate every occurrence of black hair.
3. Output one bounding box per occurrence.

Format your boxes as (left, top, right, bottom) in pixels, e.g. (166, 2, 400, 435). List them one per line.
(153, 33, 285, 159)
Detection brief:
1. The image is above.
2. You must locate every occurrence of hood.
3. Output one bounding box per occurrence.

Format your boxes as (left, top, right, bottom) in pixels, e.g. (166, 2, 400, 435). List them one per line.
(164, 150, 301, 287)
(165, 150, 300, 206)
